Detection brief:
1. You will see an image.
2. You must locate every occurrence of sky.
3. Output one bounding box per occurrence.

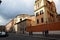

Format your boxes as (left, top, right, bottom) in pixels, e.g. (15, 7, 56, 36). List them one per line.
(0, 0, 60, 25)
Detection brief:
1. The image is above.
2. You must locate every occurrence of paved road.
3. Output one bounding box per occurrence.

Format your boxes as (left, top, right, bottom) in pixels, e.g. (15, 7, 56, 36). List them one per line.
(0, 33, 60, 40)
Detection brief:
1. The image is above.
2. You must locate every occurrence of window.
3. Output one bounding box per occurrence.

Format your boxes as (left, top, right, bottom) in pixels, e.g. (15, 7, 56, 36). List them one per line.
(41, 18, 44, 23)
(40, 10, 43, 15)
(37, 19, 39, 24)
(36, 12, 39, 16)
(50, 13, 54, 17)
(20, 19, 22, 21)
(38, 3, 39, 7)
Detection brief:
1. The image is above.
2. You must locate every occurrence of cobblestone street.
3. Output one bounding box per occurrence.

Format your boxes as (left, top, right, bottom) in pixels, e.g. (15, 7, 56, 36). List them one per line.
(0, 33, 60, 40)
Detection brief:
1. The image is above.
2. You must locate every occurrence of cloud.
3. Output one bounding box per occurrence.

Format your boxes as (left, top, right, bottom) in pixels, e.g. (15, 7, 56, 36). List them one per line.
(0, 0, 60, 25)
(0, 0, 35, 25)
(53, 0, 60, 14)
(0, 15, 10, 25)
(0, 0, 35, 19)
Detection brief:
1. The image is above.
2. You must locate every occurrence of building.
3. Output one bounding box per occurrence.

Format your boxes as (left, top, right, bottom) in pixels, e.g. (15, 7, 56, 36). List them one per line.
(13, 14, 30, 32)
(26, 22, 60, 34)
(15, 14, 30, 23)
(28, 15, 36, 26)
(26, 0, 60, 34)
(5, 19, 14, 32)
(34, 0, 57, 25)
(13, 14, 36, 32)
(5, 0, 60, 34)
(0, 25, 5, 31)
(14, 19, 31, 33)
(5, 14, 35, 33)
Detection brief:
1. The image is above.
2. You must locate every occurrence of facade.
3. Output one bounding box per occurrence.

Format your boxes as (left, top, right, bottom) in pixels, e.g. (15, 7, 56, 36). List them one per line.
(15, 19, 31, 33)
(29, 15, 36, 26)
(34, 0, 57, 25)
(14, 14, 35, 32)
(5, 14, 35, 32)
(13, 14, 30, 32)
(26, 22, 60, 34)
(15, 14, 30, 23)
(5, 14, 30, 32)
(5, 19, 14, 32)
(26, 0, 60, 34)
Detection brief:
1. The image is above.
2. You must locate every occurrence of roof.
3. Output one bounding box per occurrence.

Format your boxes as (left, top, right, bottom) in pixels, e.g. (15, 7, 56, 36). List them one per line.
(30, 15, 35, 17)
(16, 19, 31, 24)
(16, 14, 30, 17)
(57, 14, 60, 16)
(0, 25, 5, 27)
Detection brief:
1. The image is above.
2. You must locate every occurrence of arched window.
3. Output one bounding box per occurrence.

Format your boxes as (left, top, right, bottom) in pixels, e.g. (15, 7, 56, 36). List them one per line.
(20, 19, 22, 22)
(40, 10, 43, 15)
(37, 19, 39, 24)
(36, 12, 39, 17)
(41, 18, 44, 23)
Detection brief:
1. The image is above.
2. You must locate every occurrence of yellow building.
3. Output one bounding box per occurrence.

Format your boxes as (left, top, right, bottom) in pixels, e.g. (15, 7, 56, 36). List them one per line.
(34, 0, 57, 25)
(13, 14, 30, 32)
(5, 19, 14, 32)
(13, 14, 36, 33)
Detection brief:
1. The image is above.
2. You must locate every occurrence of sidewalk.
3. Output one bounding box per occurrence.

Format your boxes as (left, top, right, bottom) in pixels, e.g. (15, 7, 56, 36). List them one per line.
(21, 34, 60, 40)
(8, 33, 60, 40)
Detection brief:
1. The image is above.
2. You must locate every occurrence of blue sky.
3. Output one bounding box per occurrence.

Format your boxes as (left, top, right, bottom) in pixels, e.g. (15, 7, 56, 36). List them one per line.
(0, 0, 60, 25)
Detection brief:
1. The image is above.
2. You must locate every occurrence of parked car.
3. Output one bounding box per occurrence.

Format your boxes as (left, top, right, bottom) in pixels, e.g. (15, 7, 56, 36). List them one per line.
(0, 31, 8, 37)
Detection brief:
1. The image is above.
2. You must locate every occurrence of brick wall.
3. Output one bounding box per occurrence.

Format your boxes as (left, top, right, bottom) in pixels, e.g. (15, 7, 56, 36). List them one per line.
(26, 22, 60, 32)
